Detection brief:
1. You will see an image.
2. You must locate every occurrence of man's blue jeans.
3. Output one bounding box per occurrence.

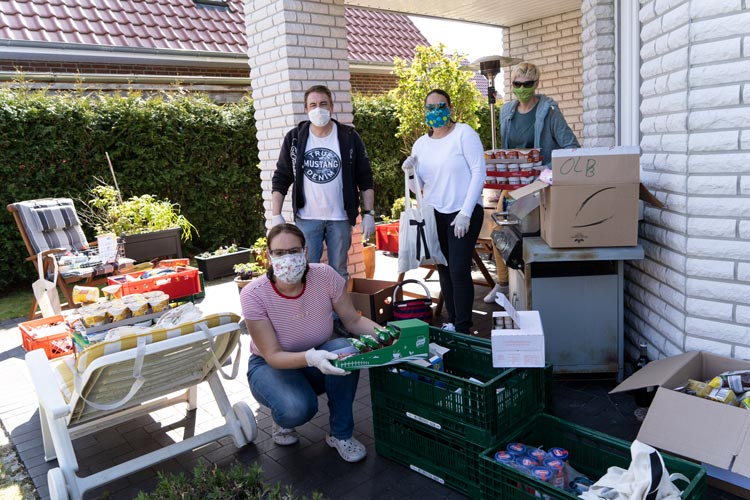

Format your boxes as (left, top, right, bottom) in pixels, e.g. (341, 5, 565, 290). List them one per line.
(246, 337, 360, 440)
(295, 218, 352, 279)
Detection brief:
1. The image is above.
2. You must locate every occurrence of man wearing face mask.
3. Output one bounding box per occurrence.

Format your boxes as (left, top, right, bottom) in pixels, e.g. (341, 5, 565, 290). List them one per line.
(270, 85, 375, 280)
(483, 62, 580, 304)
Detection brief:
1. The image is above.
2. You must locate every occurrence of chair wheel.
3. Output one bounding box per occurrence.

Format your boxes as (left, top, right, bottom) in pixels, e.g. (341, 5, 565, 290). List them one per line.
(232, 401, 257, 443)
(48, 468, 68, 500)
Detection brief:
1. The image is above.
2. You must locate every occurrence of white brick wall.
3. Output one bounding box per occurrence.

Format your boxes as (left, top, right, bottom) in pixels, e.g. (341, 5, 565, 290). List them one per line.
(580, 0, 614, 147)
(244, 0, 364, 277)
(503, 9, 583, 140)
(627, 0, 750, 361)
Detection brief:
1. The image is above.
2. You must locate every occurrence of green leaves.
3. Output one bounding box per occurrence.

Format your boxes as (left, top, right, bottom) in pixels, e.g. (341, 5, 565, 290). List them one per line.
(390, 44, 483, 152)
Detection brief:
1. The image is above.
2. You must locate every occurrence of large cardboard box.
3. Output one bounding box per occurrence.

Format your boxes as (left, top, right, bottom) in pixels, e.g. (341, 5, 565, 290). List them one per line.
(511, 146, 662, 248)
(611, 351, 750, 497)
(348, 278, 401, 324)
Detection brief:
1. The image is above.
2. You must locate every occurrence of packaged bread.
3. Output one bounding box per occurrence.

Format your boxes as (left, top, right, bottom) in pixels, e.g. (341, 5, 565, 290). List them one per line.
(147, 292, 170, 313)
(73, 285, 100, 304)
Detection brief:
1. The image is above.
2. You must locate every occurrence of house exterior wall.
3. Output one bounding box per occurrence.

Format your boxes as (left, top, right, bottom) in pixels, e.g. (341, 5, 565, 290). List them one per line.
(350, 73, 398, 95)
(243, 0, 366, 279)
(628, 0, 750, 360)
(503, 9, 583, 142)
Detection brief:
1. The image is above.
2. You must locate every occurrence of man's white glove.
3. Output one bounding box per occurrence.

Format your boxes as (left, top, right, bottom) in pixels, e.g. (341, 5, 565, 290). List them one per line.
(451, 213, 471, 239)
(305, 348, 347, 376)
(361, 214, 376, 240)
(401, 155, 417, 176)
(270, 214, 286, 227)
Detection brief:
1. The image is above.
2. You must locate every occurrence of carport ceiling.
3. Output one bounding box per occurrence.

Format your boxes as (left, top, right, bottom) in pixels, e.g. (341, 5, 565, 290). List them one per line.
(343, 0, 581, 28)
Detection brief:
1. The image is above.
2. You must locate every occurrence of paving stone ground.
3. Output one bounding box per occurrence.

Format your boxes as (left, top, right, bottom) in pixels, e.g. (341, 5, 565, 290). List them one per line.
(0, 251, 741, 499)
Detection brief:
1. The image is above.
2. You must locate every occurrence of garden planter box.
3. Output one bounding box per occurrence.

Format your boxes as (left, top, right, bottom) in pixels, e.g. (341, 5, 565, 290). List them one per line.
(123, 227, 183, 263)
(195, 247, 251, 281)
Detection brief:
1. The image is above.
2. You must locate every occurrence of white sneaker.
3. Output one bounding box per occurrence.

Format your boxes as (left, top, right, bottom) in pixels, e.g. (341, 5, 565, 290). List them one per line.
(271, 423, 299, 446)
(441, 323, 456, 332)
(483, 284, 509, 304)
(326, 434, 367, 462)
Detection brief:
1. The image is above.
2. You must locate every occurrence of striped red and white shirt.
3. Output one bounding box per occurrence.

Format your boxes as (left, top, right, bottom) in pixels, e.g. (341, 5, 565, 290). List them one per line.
(240, 263, 345, 356)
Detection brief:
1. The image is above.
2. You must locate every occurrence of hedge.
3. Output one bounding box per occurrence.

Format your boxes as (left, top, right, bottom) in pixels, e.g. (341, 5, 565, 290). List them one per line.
(0, 88, 494, 293)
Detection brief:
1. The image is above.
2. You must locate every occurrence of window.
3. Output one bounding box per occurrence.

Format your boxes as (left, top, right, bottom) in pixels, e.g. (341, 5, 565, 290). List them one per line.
(194, 0, 231, 11)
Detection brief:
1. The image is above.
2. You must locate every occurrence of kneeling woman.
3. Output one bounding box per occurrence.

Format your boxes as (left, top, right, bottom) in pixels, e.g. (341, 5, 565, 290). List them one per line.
(239, 223, 381, 462)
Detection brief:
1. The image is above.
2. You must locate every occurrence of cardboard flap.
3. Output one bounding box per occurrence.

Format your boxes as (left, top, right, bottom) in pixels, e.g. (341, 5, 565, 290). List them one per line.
(611, 351, 701, 393)
(732, 424, 750, 477)
(550, 146, 641, 185)
(639, 184, 664, 208)
(637, 388, 750, 470)
(510, 180, 547, 200)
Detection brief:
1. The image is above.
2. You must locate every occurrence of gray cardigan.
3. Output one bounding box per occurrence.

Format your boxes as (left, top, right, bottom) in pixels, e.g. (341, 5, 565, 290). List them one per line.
(500, 94, 580, 165)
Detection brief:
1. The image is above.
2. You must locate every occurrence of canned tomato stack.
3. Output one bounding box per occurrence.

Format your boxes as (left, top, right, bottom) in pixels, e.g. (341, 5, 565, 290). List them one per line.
(477, 414, 707, 500)
(484, 149, 544, 190)
(369, 327, 552, 499)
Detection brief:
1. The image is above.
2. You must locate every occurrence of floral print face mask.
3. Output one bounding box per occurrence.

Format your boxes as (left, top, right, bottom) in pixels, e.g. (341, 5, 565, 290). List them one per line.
(270, 252, 307, 284)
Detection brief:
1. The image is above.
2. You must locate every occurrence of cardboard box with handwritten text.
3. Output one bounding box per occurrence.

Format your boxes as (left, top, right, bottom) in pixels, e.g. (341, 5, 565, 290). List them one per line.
(511, 146, 662, 248)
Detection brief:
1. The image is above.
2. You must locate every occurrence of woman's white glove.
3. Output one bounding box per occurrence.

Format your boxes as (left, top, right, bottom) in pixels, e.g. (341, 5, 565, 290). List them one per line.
(361, 214, 376, 240)
(401, 156, 417, 176)
(270, 214, 286, 227)
(305, 348, 347, 376)
(451, 213, 471, 238)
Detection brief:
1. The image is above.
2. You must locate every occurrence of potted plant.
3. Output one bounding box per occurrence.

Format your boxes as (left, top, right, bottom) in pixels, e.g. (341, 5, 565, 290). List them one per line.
(194, 244, 251, 281)
(233, 237, 268, 290)
(81, 184, 197, 263)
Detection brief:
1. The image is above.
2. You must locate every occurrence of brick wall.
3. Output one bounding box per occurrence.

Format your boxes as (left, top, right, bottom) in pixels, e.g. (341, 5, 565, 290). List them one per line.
(244, 0, 365, 278)
(503, 9, 583, 141)
(628, 0, 750, 359)
(350, 73, 398, 95)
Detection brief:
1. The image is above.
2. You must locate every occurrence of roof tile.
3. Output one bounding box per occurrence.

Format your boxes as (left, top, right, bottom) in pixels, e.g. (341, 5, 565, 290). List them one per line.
(0, 1, 428, 63)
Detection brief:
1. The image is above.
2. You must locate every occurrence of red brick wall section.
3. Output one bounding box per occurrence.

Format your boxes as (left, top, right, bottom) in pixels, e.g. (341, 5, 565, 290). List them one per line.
(0, 60, 250, 78)
(503, 10, 583, 140)
(350, 73, 398, 95)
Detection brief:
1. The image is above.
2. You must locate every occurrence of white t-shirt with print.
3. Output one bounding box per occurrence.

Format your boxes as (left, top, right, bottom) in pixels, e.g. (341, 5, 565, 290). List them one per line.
(297, 123, 347, 221)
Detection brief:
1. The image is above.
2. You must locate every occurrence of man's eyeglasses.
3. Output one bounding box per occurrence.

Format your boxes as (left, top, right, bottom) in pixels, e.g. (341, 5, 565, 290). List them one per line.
(268, 247, 305, 258)
(512, 80, 537, 89)
(425, 102, 448, 111)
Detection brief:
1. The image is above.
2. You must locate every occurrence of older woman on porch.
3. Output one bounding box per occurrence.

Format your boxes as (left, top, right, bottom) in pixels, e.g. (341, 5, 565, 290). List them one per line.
(484, 62, 580, 304)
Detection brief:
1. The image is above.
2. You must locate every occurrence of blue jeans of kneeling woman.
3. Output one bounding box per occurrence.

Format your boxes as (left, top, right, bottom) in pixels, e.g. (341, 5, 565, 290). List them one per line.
(246, 337, 359, 440)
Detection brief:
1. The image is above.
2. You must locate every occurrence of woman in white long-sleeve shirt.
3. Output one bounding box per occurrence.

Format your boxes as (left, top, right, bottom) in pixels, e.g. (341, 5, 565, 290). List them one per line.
(402, 89, 486, 334)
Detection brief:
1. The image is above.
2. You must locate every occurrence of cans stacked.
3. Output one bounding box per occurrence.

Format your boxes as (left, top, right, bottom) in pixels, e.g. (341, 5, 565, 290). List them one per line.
(494, 442, 570, 493)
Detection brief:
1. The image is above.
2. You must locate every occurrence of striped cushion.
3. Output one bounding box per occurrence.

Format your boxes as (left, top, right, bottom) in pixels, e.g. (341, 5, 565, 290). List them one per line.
(52, 312, 240, 405)
(14, 198, 88, 255)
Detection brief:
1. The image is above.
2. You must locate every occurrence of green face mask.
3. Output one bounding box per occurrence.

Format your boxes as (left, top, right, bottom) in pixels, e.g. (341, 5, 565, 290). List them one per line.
(513, 87, 535, 103)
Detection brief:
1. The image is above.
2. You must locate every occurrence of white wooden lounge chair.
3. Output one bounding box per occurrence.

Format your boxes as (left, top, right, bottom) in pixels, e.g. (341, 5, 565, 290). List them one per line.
(25, 312, 257, 500)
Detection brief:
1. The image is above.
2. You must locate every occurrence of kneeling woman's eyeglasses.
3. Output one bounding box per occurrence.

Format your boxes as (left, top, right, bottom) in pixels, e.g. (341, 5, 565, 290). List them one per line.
(269, 247, 305, 257)
(425, 102, 448, 111)
(512, 80, 537, 89)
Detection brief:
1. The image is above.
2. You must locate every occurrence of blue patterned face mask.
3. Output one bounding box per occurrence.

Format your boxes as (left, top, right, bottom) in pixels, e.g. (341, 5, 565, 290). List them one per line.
(425, 102, 451, 128)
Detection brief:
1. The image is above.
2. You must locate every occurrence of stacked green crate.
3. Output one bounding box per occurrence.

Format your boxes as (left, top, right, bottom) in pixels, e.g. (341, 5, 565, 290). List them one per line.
(369, 327, 552, 499)
(478, 414, 706, 500)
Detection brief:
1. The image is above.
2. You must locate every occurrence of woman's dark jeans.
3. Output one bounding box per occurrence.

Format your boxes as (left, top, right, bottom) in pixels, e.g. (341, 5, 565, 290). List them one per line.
(433, 204, 483, 333)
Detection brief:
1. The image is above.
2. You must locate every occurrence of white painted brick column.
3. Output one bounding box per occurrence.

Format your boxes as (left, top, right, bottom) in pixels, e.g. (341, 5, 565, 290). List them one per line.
(244, 0, 366, 278)
(580, 0, 616, 147)
(628, 0, 750, 362)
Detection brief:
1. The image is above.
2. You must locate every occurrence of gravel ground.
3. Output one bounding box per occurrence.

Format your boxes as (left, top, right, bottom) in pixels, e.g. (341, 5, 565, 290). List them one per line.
(0, 419, 36, 500)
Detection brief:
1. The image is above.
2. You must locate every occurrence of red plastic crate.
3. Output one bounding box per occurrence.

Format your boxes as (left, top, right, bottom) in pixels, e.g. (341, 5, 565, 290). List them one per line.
(19, 315, 74, 359)
(107, 266, 201, 300)
(375, 222, 399, 253)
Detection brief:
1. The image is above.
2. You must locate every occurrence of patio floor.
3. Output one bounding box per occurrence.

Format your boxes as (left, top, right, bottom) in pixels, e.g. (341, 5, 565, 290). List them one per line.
(0, 250, 741, 499)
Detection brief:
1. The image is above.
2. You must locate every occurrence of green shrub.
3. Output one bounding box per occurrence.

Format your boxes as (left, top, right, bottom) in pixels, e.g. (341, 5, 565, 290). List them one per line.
(0, 88, 263, 292)
(135, 461, 324, 500)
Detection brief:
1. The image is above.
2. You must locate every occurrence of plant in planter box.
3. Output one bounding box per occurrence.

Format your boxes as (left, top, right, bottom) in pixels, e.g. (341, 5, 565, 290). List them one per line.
(194, 243, 251, 281)
(80, 184, 198, 263)
(233, 237, 268, 290)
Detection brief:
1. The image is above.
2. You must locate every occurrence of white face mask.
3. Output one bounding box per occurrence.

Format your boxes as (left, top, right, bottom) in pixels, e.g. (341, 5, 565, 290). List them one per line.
(270, 252, 307, 284)
(308, 107, 331, 127)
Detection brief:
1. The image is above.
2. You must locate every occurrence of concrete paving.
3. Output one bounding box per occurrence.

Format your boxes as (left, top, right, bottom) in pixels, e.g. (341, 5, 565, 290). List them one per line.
(0, 250, 741, 499)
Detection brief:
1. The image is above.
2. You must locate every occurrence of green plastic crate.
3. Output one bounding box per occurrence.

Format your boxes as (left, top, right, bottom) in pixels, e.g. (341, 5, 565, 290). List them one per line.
(477, 413, 706, 500)
(373, 405, 482, 499)
(369, 327, 551, 445)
